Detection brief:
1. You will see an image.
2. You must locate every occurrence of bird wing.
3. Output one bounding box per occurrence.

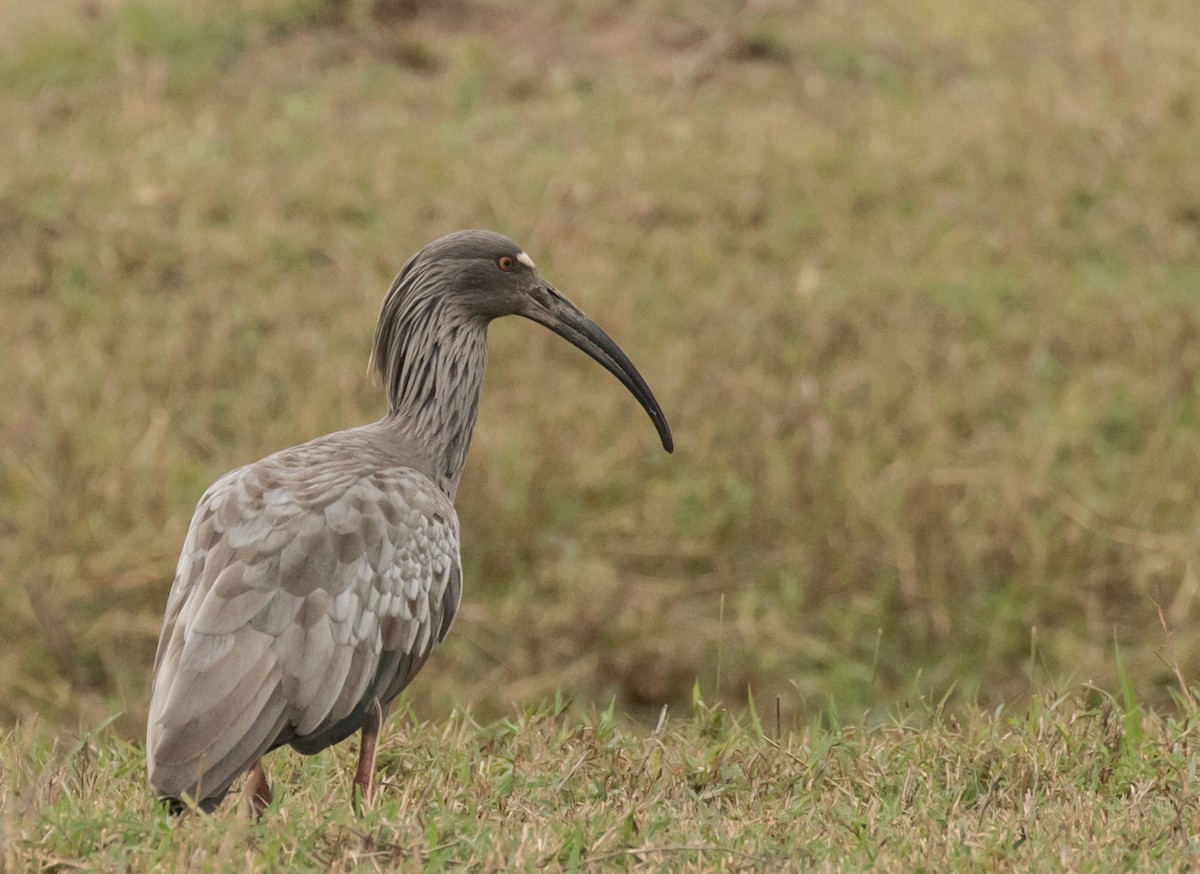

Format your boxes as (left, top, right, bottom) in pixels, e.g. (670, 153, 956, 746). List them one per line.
(146, 450, 461, 807)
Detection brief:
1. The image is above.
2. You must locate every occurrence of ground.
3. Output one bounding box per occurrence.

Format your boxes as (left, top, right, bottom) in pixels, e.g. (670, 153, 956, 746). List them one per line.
(6, 689, 1200, 870)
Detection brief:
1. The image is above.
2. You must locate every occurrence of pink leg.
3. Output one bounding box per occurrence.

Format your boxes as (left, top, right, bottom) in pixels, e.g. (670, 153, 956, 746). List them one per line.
(244, 759, 273, 819)
(352, 698, 385, 815)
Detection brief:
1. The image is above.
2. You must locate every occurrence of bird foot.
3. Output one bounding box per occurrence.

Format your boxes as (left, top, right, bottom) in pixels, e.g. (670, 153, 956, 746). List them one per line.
(351, 776, 374, 817)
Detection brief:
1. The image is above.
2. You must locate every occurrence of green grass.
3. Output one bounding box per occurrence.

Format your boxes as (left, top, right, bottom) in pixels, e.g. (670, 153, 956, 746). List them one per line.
(4, 0, 1200, 864)
(5, 689, 1200, 870)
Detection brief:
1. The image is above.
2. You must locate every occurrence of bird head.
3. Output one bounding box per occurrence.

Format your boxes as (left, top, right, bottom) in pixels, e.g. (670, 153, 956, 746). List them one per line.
(373, 230, 673, 453)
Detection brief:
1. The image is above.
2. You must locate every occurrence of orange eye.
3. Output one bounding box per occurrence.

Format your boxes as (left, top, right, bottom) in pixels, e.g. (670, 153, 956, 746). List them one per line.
(497, 255, 517, 272)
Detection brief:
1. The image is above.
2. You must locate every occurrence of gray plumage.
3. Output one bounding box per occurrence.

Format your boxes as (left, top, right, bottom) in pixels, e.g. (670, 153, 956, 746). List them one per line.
(146, 230, 672, 814)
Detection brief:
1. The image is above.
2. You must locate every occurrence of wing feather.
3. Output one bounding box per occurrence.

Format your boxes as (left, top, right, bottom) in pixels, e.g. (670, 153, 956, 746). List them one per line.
(146, 437, 462, 808)
(190, 565, 277, 635)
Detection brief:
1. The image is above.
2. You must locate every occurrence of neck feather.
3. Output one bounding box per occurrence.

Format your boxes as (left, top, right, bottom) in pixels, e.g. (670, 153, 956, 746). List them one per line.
(371, 263, 489, 497)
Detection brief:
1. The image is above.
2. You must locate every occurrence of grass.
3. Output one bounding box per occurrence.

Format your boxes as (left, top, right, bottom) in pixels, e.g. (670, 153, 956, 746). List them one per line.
(4, 0, 1200, 865)
(5, 687, 1200, 871)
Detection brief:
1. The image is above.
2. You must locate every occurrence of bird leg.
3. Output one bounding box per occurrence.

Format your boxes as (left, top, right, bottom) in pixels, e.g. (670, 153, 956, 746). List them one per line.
(243, 759, 273, 819)
(352, 697, 385, 816)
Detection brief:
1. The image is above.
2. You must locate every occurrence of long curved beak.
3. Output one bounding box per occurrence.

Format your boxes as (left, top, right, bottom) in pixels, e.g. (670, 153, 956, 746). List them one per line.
(523, 287, 674, 453)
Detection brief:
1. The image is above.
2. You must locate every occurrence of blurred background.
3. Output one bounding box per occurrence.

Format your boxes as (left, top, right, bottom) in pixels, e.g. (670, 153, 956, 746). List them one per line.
(3, 0, 1200, 741)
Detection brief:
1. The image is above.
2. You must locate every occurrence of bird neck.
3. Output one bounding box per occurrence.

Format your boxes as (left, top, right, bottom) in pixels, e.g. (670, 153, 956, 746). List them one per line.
(375, 294, 490, 499)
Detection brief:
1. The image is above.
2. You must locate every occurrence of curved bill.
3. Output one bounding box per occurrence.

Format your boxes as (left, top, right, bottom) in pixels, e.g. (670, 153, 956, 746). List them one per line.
(523, 288, 674, 453)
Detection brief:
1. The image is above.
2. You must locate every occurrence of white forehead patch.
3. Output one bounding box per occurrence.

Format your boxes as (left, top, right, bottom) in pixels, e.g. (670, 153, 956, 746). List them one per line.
(516, 251, 536, 269)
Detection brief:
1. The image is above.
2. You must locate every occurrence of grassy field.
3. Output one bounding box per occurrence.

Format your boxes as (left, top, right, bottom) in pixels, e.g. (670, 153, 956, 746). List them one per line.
(5, 689, 1200, 870)
(4, 0, 1200, 865)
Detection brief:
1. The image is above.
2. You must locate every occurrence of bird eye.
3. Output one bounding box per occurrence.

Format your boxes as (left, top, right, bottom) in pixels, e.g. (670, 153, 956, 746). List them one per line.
(497, 255, 517, 272)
